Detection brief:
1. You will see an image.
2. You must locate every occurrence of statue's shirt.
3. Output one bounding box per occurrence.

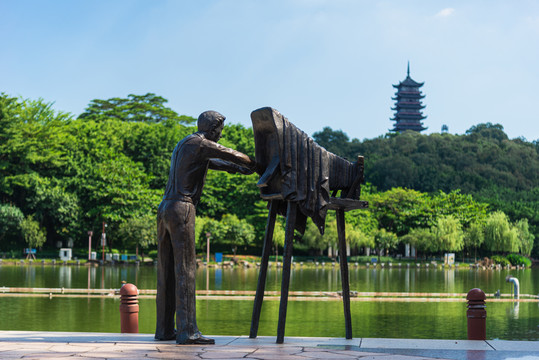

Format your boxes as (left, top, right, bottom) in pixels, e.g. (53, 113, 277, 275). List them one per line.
(163, 132, 250, 205)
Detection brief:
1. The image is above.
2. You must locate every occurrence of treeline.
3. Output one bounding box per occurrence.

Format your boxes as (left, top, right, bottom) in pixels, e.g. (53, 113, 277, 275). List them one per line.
(0, 92, 536, 259)
(313, 126, 539, 256)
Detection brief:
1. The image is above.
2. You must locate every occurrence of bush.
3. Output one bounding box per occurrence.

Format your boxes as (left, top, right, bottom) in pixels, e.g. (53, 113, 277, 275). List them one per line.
(490, 255, 510, 266)
(148, 250, 158, 258)
(506, 254, 531, 267)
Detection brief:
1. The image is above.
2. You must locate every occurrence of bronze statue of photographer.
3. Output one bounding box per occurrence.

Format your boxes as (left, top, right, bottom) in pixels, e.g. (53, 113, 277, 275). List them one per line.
(155, 111, 255, 345)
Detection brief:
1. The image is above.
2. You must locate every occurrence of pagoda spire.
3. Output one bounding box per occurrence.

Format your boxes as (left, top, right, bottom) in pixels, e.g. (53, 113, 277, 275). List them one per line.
(390, 63, 427, 133)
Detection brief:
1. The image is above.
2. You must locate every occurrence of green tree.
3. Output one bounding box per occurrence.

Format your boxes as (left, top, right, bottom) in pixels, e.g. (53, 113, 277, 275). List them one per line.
(78, 93, 195, 124)
(117, 213, 157, 258)
(431, 215, 464, 253)
(367, 187, 433, 236)
(484, 212, 520, 253)
(316, 123, 539, 248)
(312, 127, 351, 158)
(515, 218, 535, 256)
(401, 227, 435, 259)
(20, 215, 46, 251)
(302, 218, 331, 256)
(431, 190, 488, 228)
(201, 214, 255, 259)
(221, 214, 255, 259)
(0, 203, 24, 250)
(464, 220, 485, 261)
(373, 228, 398, 261)
(346, 226, 375, 250)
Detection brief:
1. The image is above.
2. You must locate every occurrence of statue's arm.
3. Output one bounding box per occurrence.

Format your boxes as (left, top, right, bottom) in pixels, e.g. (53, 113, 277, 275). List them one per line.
(209, 159, 253, 175)
(202, 138, 255, 170)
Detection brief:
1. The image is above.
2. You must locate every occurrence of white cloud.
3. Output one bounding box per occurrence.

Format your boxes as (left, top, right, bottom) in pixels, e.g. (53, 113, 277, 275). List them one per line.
(436, 8, 455, 18)
(525, 15, 539, 33)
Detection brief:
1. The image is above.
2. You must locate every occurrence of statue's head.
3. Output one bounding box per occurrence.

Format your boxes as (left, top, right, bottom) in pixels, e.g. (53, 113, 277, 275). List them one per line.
(198, 110, 225, 141)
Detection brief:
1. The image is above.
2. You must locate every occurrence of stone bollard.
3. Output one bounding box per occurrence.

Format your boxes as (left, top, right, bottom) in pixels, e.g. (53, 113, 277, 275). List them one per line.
(120, 283, 139, 333)
(466, 288, 486, 340)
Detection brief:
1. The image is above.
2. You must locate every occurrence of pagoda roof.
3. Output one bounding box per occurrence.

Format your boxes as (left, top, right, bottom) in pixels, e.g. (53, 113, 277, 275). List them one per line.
(392, 94, 426, 100)
(392, 63, 424, 88)
(393, 77, 424, 88)
(391, 114, 427, 120)
(391, 103, 426, 110)
(394, 110, 425, 115)
(391, 123, 427, 129)
(393, 90, 425, 96)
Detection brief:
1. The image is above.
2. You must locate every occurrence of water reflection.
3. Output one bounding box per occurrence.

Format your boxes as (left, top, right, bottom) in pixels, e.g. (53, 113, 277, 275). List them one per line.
(1, 265, 539, 340)
(1, 264, 538, 296)
(508, 301, 520, 319)
(215, 268, 222, 289)
(444, 269, 455, 293)
(62, 266, 72, 287)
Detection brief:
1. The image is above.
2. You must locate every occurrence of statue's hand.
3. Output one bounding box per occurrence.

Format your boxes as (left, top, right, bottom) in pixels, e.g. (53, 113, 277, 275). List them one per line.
(237, 165, 254, 175)
(247, 156, 264, 175)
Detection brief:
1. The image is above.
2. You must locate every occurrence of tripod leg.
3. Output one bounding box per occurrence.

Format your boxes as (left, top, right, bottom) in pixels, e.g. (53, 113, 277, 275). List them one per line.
(276, 202, 296, 344)
(249, 201, 277, 338)
(337, 208, 352, 339)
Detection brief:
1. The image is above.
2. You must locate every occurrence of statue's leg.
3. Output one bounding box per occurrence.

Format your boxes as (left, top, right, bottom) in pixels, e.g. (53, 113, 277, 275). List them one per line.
(155, 203, 176, 340)
(250, 200, 277, 338)
(337, 208, 352, 339)
(171, 201, 203, 344)
(276, 201, 297, 344)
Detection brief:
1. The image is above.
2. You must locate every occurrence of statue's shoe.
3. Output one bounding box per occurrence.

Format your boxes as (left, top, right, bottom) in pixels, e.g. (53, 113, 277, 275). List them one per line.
(178, 334, 215, 345)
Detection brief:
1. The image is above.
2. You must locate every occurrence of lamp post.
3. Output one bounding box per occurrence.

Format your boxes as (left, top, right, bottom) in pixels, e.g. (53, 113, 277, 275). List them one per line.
(101, 222, 107, 262)
(206, 232, 211, 292)
(206, 232, 211, 265)
(87, 231, 93, 260)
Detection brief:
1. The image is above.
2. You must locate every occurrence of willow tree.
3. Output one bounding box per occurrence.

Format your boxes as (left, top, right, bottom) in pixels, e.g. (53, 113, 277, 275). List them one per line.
(20, 215, 46, 258)
(464, 220, 485, 261)
(431, 215, 464, 253)
(484, 211, 519, 254)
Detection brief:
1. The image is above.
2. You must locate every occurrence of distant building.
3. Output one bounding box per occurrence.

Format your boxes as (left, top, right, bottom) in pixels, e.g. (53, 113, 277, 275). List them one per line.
(390, 63, 427, 133)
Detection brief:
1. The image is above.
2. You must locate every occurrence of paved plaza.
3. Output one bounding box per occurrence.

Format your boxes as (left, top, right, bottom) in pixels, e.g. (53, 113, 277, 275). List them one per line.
(0, 331, 538, 360)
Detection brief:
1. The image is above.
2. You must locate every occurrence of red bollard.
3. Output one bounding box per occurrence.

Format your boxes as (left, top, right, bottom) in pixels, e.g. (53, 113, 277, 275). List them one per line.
(466, 288, 486, 340)
(120, 283, 139, 333)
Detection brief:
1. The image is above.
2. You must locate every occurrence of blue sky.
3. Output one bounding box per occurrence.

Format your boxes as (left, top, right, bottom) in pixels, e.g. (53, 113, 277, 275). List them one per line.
(2, 0, 538, 141)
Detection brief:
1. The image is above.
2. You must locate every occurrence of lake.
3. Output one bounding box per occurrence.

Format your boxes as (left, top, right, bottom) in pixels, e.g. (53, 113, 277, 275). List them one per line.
(0, 264, 538, 340)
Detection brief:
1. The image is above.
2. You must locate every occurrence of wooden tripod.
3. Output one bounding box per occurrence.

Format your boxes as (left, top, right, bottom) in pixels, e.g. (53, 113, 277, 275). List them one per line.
(249, 197, 367, 343)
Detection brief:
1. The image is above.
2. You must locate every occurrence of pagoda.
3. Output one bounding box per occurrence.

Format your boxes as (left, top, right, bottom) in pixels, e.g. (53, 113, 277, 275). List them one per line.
(390, 63, 427, 132)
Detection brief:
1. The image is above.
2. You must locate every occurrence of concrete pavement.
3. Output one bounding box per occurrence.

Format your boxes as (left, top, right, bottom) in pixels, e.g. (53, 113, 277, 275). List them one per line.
(0, 331, 538, 359)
